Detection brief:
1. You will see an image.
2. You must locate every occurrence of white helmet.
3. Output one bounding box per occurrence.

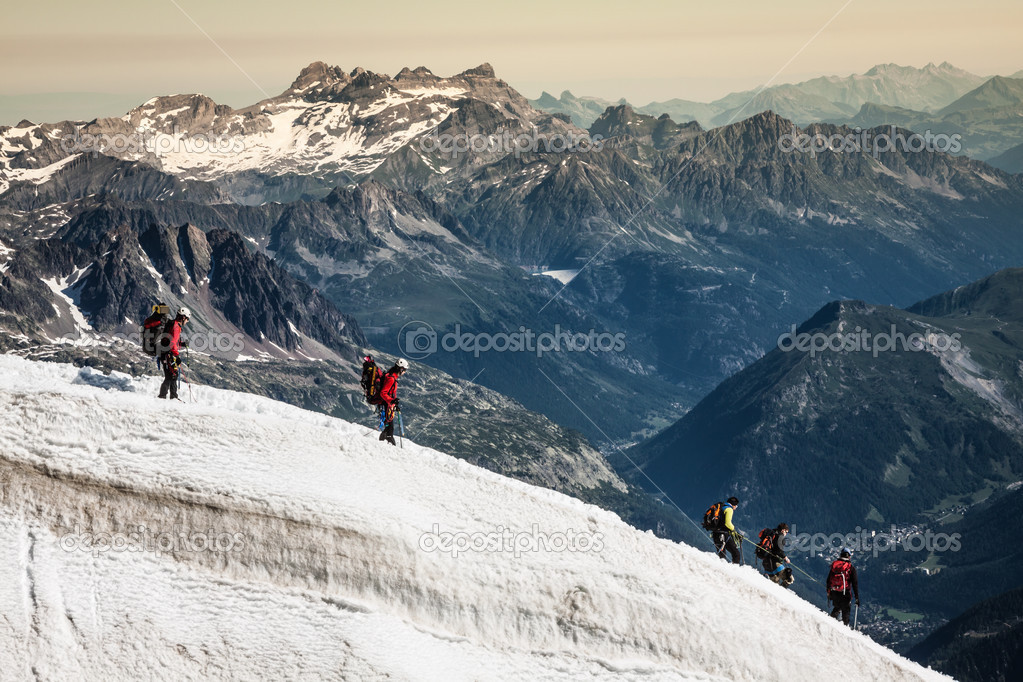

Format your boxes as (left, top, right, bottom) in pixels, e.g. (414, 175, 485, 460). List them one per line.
(178, 307, 191, 319)
(395, 358, 409, 370)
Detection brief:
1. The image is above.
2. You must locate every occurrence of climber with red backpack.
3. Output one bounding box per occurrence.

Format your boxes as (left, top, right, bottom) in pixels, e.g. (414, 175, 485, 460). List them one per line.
(827, 548, 860, 627)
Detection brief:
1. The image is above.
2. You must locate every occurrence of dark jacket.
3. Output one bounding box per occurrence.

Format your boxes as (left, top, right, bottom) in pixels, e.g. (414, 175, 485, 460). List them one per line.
(774, 529, 787, 561)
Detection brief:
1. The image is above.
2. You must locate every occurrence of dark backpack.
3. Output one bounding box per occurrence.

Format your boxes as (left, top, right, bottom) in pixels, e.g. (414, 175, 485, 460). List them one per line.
(828, 559, 853, 594)
(360, 356, 385, 405)
(156, 318, 178, 354)
(141, 305, 169, 357)
(755, 528, 776, 560)
(702, 502, 725, 531)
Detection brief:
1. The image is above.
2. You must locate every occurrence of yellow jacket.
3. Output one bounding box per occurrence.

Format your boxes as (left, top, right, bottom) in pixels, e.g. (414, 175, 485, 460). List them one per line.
(723, 504, 736, 531)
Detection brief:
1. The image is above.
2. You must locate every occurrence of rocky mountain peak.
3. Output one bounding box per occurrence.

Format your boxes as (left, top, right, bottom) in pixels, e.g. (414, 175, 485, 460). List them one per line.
(589, 104, 700, 150)
(589, 104, 638, 136)
(289, 61, 352, 92)
(457, 63, 496, 79)
(395, 66, 438, 81)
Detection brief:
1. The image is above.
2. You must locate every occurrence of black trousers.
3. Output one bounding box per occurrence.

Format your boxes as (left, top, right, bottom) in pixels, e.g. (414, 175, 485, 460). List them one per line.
(830, 591, 853, 625)
(159, 354, 179, 399)
(378, 404, 397, 445)
(713, 531, 741, 564)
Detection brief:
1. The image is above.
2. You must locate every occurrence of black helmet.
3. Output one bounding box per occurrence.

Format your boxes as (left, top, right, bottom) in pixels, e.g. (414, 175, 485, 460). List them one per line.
(727, 496, 740, 506)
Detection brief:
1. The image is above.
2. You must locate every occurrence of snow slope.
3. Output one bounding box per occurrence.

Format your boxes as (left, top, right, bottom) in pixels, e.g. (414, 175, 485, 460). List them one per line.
(0, 356, 948, 681)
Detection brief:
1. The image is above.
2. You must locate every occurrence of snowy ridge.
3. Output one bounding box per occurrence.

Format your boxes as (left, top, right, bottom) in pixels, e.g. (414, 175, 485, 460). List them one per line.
(0, 63, 572, 202)
(135, 94, 455, 181)
(0, 356, 948, 681)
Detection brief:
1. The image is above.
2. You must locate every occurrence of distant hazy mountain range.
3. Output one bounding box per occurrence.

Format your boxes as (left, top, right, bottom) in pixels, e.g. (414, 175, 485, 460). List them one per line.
(530, 63, 1023, 162)
(531, 63, 988, 126)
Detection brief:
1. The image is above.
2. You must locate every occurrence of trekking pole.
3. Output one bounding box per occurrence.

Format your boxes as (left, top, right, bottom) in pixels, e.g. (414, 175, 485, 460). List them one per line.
(397, 407, 405, 449)
(182, 364, 195, 403)
(185, 347, 195, 402)
(759, 542, 820, 584)
(853, 604, 858, 630)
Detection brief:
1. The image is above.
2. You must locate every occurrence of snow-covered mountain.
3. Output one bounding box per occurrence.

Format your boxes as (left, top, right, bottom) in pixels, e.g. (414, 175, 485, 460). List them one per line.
(0, 354, 948, 680)
(0, 62, 578, 204)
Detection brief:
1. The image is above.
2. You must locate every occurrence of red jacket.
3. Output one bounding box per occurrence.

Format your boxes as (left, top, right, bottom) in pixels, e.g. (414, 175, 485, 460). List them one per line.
(164, 319, 184, 356)
(380, 370, 400, 405)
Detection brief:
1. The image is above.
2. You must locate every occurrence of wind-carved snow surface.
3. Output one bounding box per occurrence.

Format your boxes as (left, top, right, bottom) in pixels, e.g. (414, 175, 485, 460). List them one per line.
(0, 356, 949, 681)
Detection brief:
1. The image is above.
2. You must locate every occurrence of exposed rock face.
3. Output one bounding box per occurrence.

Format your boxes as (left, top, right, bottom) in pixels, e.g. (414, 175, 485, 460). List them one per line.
(0, 219, 366, 357)
(205, 227, 365, 353)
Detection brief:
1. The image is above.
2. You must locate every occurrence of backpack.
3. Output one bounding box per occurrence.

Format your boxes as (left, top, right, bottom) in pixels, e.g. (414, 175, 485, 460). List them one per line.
(755, 528, 776, 560)
(360, 356, 385, 405)
(828, 559, 852, 594)
(141, 304, 169, 357)
(157, 318, 179, 355)
(702, 502, 725, 531)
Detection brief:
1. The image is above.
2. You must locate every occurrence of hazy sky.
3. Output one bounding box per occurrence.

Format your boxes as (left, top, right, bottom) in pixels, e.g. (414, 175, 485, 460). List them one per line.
(2, 0, 1021, 109)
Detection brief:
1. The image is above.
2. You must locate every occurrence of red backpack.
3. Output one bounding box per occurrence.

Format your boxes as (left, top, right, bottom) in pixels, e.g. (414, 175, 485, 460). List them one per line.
(828, 559, 853, 593)
(755, 528, 776, 560)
